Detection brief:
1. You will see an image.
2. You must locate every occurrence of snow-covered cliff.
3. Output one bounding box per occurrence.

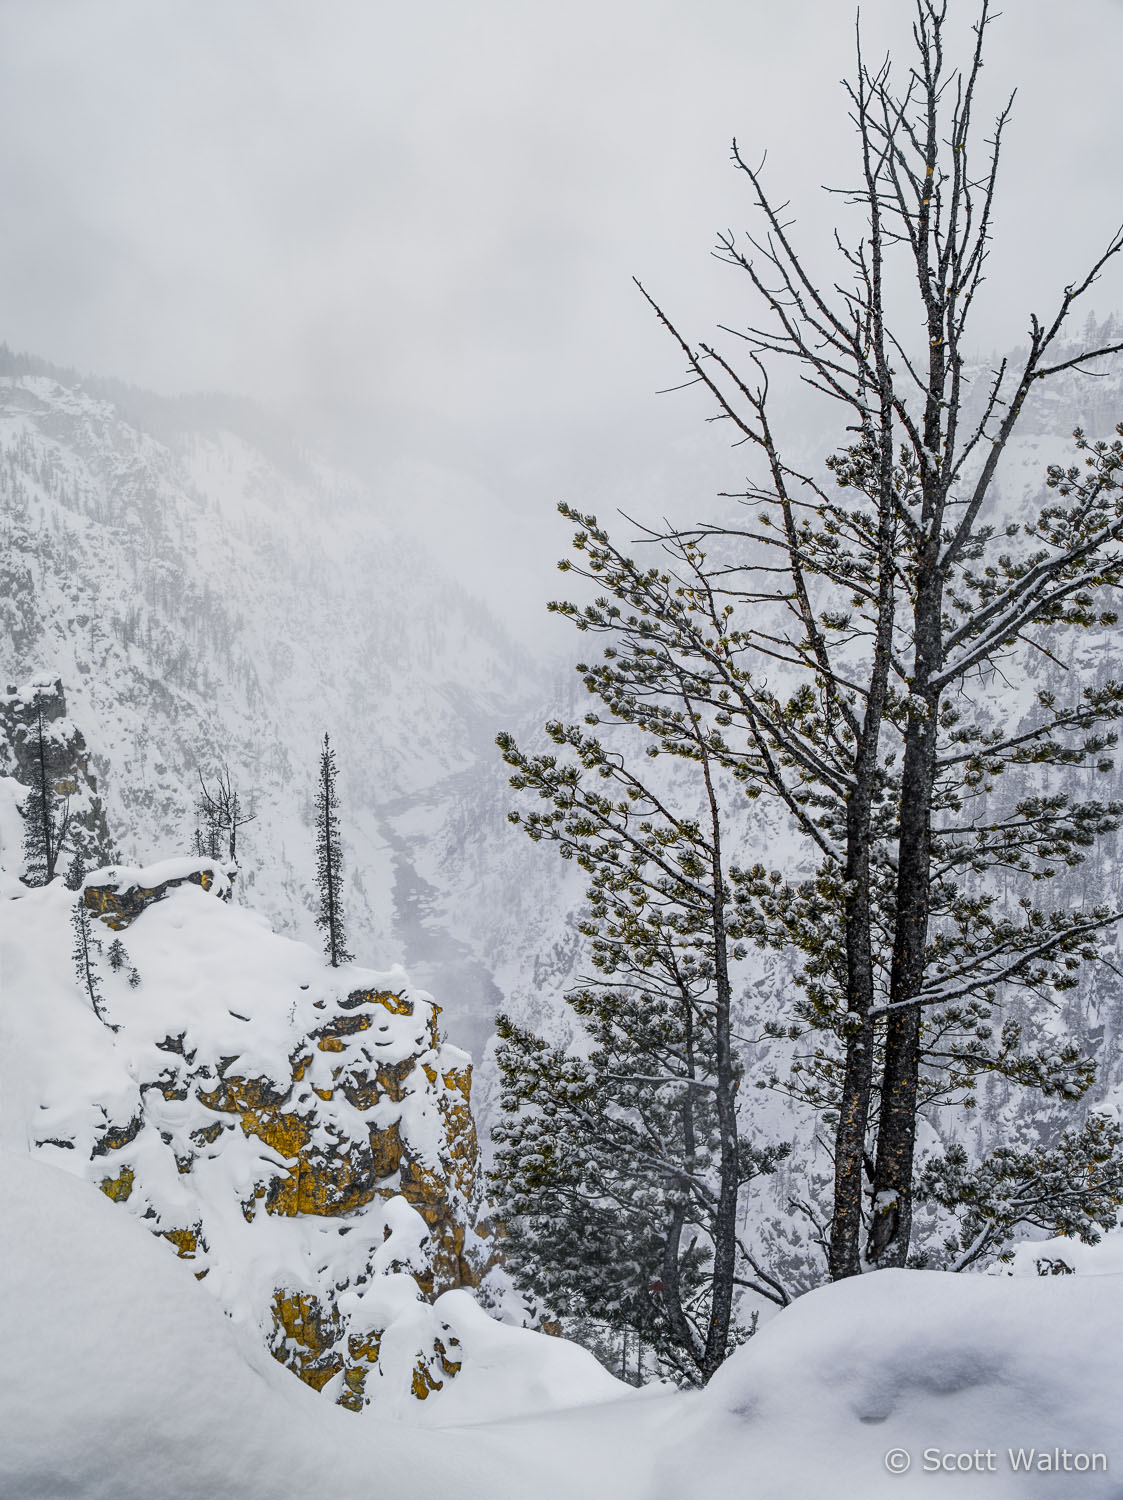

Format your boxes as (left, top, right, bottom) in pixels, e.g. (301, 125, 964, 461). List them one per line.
(0, 842, 584, 1415)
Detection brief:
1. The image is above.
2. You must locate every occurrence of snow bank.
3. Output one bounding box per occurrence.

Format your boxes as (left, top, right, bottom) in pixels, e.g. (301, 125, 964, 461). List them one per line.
(1, 1151, 664, 1499)
(0, 1150, 556, 1500)
(657, 1266, 1123, 1499)
(373, 1288, 626, 1425)
(11, 1147, 1123, 1500)
(82, 853, 235, 898)
(1010, 1225, 1123, 1276)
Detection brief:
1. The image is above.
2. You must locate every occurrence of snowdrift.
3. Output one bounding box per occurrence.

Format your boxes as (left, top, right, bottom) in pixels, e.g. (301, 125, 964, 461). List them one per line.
(9, 1143, 1123, 1500)
(0, 852, 628, 1421)
(659, 1266, 1123, 1499)
(0, 1150, 626, 1500)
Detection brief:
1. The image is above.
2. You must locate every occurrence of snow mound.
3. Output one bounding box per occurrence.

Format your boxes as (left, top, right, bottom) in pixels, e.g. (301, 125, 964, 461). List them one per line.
(658, 1266, 1123, 1498)
(1, 865, 628, 1422)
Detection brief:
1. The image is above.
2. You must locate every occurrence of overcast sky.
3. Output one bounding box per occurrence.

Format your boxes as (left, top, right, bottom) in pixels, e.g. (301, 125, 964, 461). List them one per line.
(1, 0, 1121, 635)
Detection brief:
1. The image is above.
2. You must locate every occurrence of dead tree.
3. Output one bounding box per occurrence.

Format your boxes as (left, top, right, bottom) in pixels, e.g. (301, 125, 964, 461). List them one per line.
(196, 765, 255, 867)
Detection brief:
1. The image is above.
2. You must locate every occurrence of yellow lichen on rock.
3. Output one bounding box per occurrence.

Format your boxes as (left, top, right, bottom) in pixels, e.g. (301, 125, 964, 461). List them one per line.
(270, 1290, 344, 1392)
(348, 987, 414, 1017)
(83, 864, 229, 930)
(368, 1120, 403, 1179)
(163, 1227, 200, 1259)
(340, 1365, 368, 1412)
(99, 1164, 134, 1202)
(411, 1360, 444, 1399)
(434, 1334, 463, 1377)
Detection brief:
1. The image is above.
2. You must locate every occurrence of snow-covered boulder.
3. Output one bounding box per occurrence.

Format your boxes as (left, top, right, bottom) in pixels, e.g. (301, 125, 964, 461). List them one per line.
(82, 855, 234, 926)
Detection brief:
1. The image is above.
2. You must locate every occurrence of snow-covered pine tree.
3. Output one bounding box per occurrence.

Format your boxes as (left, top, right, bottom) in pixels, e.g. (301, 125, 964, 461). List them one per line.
(314, 733, 352, 967)
(917, 1114, 1123, 1272)
(71, 900, 112, 1028)
(495, 700, 789, 1385)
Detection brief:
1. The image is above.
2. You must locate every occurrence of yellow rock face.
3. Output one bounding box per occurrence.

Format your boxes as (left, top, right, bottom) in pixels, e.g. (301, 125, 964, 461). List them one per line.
(270, 1291, 344, 1392)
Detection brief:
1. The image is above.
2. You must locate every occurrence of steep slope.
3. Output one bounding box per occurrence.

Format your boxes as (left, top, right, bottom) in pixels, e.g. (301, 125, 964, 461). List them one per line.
(0, 360, 546, 1019)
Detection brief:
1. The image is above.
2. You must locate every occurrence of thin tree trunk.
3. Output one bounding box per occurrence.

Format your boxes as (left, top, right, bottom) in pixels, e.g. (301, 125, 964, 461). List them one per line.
(700, 748, 738, 1381)
(661, 993, 705, 1375)
(35, 705, 57, 882)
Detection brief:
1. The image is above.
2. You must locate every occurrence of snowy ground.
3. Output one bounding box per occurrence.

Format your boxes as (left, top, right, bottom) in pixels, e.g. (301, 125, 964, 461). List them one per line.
(7, 1141, 1123, 1498)
(1, 1151, 674, 1500)
(5, 824, 1123, 1494)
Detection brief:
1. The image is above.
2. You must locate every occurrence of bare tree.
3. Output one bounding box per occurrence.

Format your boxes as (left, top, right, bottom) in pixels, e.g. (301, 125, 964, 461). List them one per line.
(196, 764, 255, 867)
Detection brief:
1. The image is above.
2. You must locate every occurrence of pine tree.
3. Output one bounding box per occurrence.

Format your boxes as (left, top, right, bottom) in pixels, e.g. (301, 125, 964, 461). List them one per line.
(71, 900, 113, 1029)
(917, 1115, 1123, 1271)
(19, 695, 71, 885)
(314, 733, 352, 967)
(548, 0, 1123, 1279)
(495, 689, 789, 1384)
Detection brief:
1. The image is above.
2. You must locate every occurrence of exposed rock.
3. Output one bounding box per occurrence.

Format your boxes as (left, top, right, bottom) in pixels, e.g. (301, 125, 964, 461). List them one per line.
(84, 857, 233, 930)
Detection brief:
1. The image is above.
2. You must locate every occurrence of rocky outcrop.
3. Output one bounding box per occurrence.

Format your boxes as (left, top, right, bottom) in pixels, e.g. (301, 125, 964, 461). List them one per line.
(36, 856, 498, 1412)
(84, 859, 233, 929)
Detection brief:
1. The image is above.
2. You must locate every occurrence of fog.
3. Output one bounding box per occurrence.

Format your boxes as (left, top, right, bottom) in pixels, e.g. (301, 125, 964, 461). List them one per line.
(1, 0, 1121, 637)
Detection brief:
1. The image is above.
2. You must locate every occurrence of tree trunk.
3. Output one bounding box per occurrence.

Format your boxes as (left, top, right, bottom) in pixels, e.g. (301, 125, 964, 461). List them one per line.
(700, 752, 738, 1381)
(867, 579, 942, 1268)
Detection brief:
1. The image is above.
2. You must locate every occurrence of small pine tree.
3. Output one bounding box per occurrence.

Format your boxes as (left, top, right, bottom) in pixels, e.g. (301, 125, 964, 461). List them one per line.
(71, 900, 113, 1028)
(314, 733, 352, 967)
(106, 937, 128, 972)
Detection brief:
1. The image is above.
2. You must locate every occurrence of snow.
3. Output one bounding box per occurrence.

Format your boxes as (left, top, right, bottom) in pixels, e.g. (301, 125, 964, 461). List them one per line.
(1010, 1225, 1123, 1277)
(82, 853, 235, 897)
(0, 1150, 650, 1500)
(658, 1267, 1123, 1498)
(9, 1140, 1123, 1498)
(372, 1288, 628, 1426)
